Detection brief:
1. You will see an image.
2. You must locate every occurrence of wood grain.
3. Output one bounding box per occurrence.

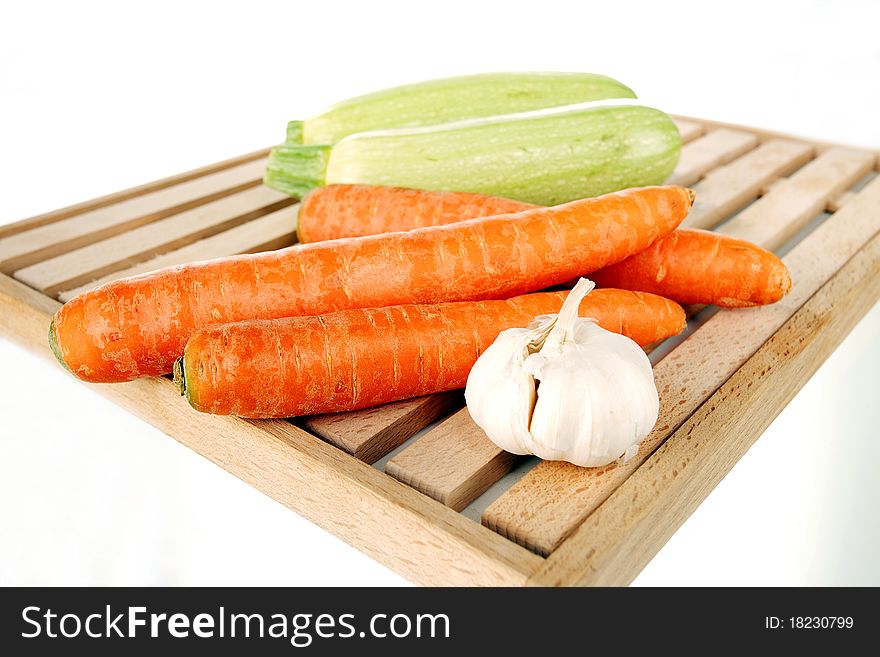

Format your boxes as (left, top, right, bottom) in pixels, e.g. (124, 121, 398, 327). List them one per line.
(57, 205, 299, 301)
(0, 147, 270, 241)
(1, 120, 877, 586)
(827, 189, 859, 213)
(684, 139, 814, 230)
(386, 407, 522, 510)
(672, 113, 874, 154)
(529, 225, 880, 585)
(481, 173, 880, 555)
(0, 158, 268, 273)
(385, 139, 820, 520)
(0, 273, 542, 587)
(668, 128, 758, 186)
(718, 147, 874, 250)
(15, 185, 293, 296)
(303, 391, 462, 464)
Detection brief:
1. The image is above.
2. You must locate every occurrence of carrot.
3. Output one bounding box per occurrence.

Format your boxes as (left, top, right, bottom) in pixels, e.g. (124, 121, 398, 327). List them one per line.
(297, 184, 535, 243)
(298, 185, 790, 307)
(590, 228, 792, 307)
(50, 185, 693, 383)
(49, 186, 693, 382)
(175, 288, 686, 418)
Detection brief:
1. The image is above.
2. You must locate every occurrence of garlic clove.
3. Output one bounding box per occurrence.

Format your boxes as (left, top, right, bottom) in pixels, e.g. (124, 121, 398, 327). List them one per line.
(465, 329, 536, 456)
(525, 347, 595, 463)
(465, 277, 660, 469)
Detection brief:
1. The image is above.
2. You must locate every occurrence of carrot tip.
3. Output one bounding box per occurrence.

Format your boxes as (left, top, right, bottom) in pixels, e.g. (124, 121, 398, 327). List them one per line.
(48, 318, 72, 374)
(292, 204, 306, 244)
(173, 358, 186, 397)
(685, 188, 696, 206)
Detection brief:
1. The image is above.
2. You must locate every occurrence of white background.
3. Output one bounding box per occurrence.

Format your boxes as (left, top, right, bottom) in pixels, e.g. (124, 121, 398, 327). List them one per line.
(1, 0, 879, 586)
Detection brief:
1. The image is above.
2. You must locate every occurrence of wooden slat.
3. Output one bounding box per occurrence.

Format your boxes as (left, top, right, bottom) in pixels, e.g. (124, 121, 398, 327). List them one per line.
(0, 273, 543, 587)
(684, 139, 814, 229)
(384, 139, 814, 512)
(388, 339, 655, 510)
(0, 158, 268, 273)
(672, 119, 704, 144)
(56, 205, 298, 302)
(529, 226, 880, 585)
(0, 147, 270, 241)
(302, 391, 462, 464)
(15, 186, 293, 296)
(386, 407, 521, 510)
(827, 190, 858, 213)
(387, 339, 663, 507)
(1, 125, 876, 587)
(673, 113, 876, 155)
(482, 174, 880, 555)
(667, 128, 758, 186)
(718, 147, 874, 251)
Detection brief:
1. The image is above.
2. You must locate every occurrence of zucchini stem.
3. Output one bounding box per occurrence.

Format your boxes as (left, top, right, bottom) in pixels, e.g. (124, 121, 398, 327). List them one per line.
(285, 120, 304, 144)
(263, 144, 330, 198)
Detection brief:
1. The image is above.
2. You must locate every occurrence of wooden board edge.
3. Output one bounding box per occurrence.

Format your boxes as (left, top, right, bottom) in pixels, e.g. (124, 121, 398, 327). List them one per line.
(0, 147, 273, 240)
(3, 122, 876, 588)
(0, 273, 543, 587)
(528, 225, 880, 586)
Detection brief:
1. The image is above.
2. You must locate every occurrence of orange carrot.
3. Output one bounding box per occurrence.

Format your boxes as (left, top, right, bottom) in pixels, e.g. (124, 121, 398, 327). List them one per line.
(297, 184, 535, 242)
(590, 228, 792, 307)
(299, 185, 790, 307)
(50, 185, 693, 383)
(176, 288, 686, 417)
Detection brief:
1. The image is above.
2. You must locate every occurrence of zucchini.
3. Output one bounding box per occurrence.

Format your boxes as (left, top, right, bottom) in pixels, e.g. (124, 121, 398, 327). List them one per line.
(265, 100, 681, 205)
(288, 72, 636, 145)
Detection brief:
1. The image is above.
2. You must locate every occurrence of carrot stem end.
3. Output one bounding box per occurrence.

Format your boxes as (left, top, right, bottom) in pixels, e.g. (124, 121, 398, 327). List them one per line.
(48, 318, 72, 374)
(173, 357, 187, 398)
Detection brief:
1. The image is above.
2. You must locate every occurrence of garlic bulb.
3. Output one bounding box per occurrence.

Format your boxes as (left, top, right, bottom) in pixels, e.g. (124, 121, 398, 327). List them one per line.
(465, 278, 659, 468)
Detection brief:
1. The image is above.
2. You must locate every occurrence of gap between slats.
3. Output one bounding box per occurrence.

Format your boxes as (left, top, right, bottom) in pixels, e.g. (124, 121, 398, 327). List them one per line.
(15, 185, 294, 296)
(57, 205, 300, 301)
(383, 143, 877, 555)
(382, 132, 821, 512)
(300, 391, 463, 465)
(529, 224, 880, 585)
(667, 128, 758, 186)
(13, 123, 877, 560)
(290, 120, 704, 467)
(0, 157, 269, 274)
(683, 139, 815, 229)
(291, 126, 715, 469)
(719, 147, 874, 251)
(482, 151, 879, 555)
(290, 121, 699, 467)
(0, 147, 270, 241)
(290, 133, 872, 532)
(673, 119, 704, 144)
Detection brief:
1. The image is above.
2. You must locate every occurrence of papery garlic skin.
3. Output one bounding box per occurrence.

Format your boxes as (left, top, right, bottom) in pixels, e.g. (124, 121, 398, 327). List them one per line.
(465, 329, 537, 455)
(524, 321, 658, 466)
(465, 278, 659, 468)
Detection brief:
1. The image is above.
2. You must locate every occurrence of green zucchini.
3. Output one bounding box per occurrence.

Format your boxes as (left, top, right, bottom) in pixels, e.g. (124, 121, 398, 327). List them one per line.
(287, 72, 636, 145)
(265, 101, 681, 205)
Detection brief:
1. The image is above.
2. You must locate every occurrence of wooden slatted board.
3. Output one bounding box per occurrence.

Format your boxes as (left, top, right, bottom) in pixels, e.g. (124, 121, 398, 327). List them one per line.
(1, 118, 878, 586)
